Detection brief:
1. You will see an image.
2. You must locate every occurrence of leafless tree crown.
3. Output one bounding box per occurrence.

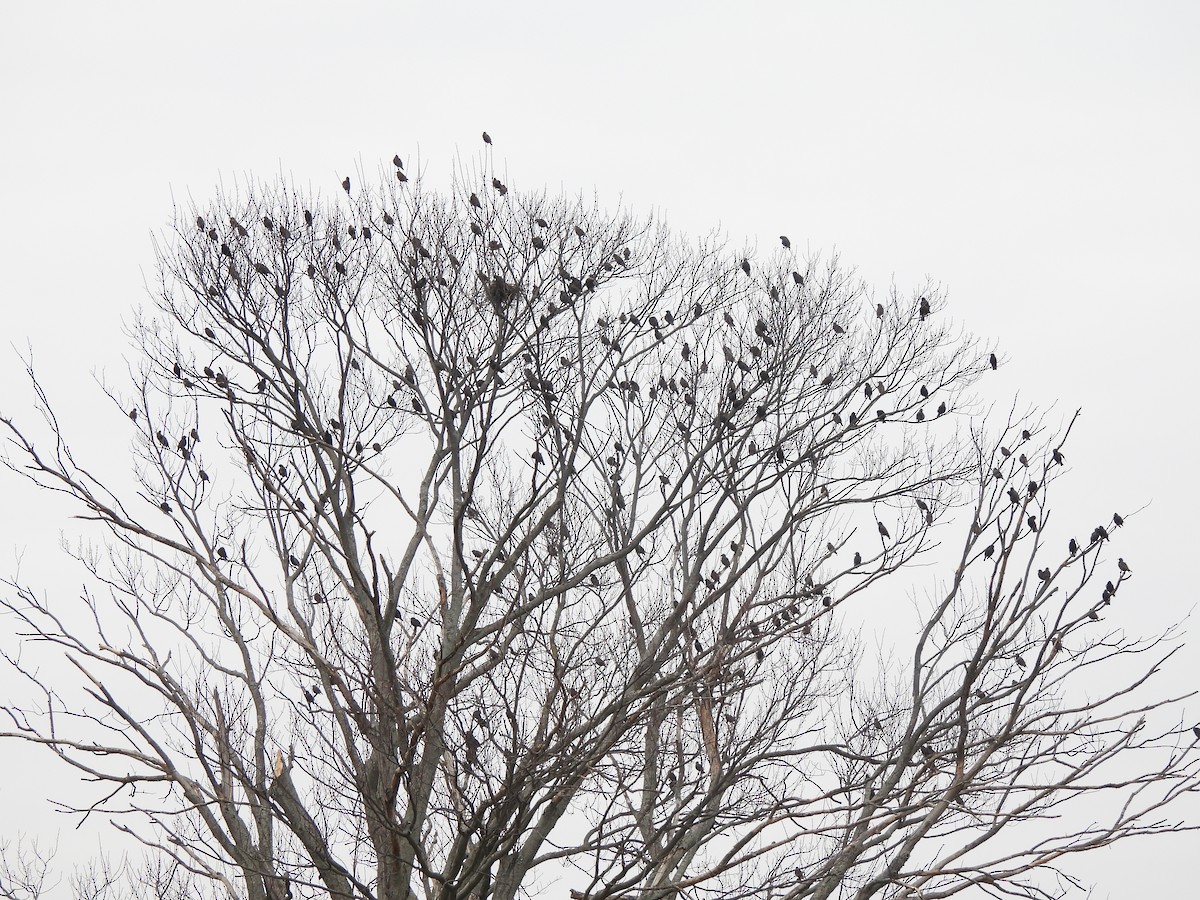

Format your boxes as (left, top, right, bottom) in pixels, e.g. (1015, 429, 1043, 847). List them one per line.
(2, 155, 1196, 900)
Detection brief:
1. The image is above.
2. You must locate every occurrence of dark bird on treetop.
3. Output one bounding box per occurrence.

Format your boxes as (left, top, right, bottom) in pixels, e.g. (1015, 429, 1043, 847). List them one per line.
(853, 551, 862, 566)
(937, 402, 947, 416)
(989, 353, 998, 370)
(482, 131, 492, 144)
(1027, 514, 1037, 532)
(919, 385, 929, 398)
(1008, 487, 1020, 504)
(876, 303, 885, 318)
(470, 192, 481, 208)
(916, 409, 925, 421)
(1069, 538, 1079, 555)
(983, 544, 995, 559)
(832, 323, 845, 334)
(492, 177, 507, 195)
(1028, 480, 1038, 496)
(793, 271, 804, 285)
(1118, 557, 1131, 573)
(1091, 525, 1109, 542)
(574, 225, 585, 237)
(1113, 512, 1124, 527)
(877, 521, 890, 539)
(341, 176, 351, 193)
(128, 409, 138, 422)
(393, 154, 403, 168)
(780, 235, 791, 249)
(919, 296, 931, 319)
(1052, 448, 1065, 465)
(741, 258, 751, 276)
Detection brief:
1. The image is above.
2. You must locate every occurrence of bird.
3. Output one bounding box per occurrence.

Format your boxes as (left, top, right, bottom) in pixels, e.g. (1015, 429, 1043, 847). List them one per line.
(1027, 515, 1037, 532)
(876, 303, 885, 318)
(877, 521, 890, 539)
(1091, 526, 1109, 543)
(160, 501, 172, 514)
(1193, 725, 1200, 741)
(853, 551, 862, 567)
(740, 258, 751, 276)
(1068, 538, 1079, 555)
(983, 544, 995, 559)
(482, 131, 493, 144)
(989, 353, 998, 370)
(1113, 512, 1124, 527)
(1008, 487, 1020, 504)
(393, 154, 403, 169)
(918, 297, 931, 319)
(128, 409, 138, 422)
(1118, 558, 1131, 574)
(342, 176, 351, 193)
(469, 192, 481, 208)
(1052, 448, 1065, 465)
(937, 402, 947, 416)
(792, 271, 804, 285)
(1015, 654, 1027, 668)
(780, 235, 791, 249)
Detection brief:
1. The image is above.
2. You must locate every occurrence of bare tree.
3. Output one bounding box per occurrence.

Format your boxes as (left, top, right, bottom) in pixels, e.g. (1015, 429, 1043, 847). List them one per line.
(2, 155, 1197, 900)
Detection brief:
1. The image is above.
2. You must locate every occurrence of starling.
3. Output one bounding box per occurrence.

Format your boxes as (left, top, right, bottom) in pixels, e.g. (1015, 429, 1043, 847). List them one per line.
(740, 258, 751, 276)
(1068, 538, 1079, 555)
(1028, 480, 1038, 496)
(1118, 558, 1130, 573)
(1052, 448, 1065, 465)
(780, 235, 791, 249)
(919, 385, 929, 398)
(989, 353, 998, 370)
(128, 409, 138, 422)
(1015, 654, 1027, 668)
(983, 544, 995, 559)
(1027, 515, 1037, 532)
(393, 154, 403, 169)
(1113, 512, 1124, 527)
(918, 296, 931, 319)
(482, 131, 492, 144)
(1008, 487, 1020, 504)
(853, 551, 862, 566)
(877, 521, 890, 539)
(937, 402, 947, 416)
(160, 501, 172, 514)
(342, 176, 351, 193)
(792, 271, 804, 285)
(876, 303, 885, 318)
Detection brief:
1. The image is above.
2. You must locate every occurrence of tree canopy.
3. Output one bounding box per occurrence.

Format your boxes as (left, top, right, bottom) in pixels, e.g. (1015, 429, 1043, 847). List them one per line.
(2, 155, 1196, 900)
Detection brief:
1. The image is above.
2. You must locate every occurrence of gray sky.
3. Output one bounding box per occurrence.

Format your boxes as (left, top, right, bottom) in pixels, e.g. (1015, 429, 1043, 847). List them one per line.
(1, 1, 1197, 895)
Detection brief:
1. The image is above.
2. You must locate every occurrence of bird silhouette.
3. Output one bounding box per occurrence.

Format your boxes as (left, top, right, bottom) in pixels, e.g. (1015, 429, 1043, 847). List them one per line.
(341, 177, 351, 193)
(1118, 558, 1131, 573)
(919, 297, 931, 319)
(1052, 448, 1065, 465)
(853, 551, 862, 566)
(877, 521, 890, 539)
(1113, 512, 1124, 527)
(482, 131, 493, 144)
(780, 235, 791, 249)
(393, 154, 403, 168)
(740, 258, 751, 276)
(1068, 538, 1079, 555)
(983, 544, 995, 559)
(989, 353, 998, 370)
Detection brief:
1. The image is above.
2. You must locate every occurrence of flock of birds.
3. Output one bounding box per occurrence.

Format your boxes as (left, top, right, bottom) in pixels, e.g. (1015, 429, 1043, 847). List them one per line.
(121, 130, 1185, 739)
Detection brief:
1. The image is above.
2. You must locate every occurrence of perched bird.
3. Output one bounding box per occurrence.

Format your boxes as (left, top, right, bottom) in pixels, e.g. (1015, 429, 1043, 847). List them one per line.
(1113, 512, 1124, 527)
(1015, 653, 1027, 668)
(876, 303, 885, 318)
(780, 235, 791, 249)
(342, 176, 351, 193)
(1052, 448, 1065, 465)
(1068, 538, 1079, 555)
(128, 409, 138, 422)
(918, 297, 931, 319)
(989, 353, 998, 370)
(1118, 558, 1131, 574)
(1007, 487, 1020, 504)
(853, 551, 862, 566)
(1027, 515, 1038, 532)
(482, 131, 493, 144)
(983, 544, 995, 559)
(740, 258, 751, 276)
(792, 271, 804, 285)
(877, 521, 890, 539)
(937, 402, 947, 416)
(393, 154, 403, 169)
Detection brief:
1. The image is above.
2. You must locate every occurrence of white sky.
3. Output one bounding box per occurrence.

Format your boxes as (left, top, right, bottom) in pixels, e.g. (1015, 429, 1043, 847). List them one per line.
(1, 1, 1197, 896)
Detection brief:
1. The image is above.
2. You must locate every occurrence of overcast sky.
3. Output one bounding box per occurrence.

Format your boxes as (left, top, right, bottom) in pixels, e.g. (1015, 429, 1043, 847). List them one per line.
(1, 2, 1197, 896)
